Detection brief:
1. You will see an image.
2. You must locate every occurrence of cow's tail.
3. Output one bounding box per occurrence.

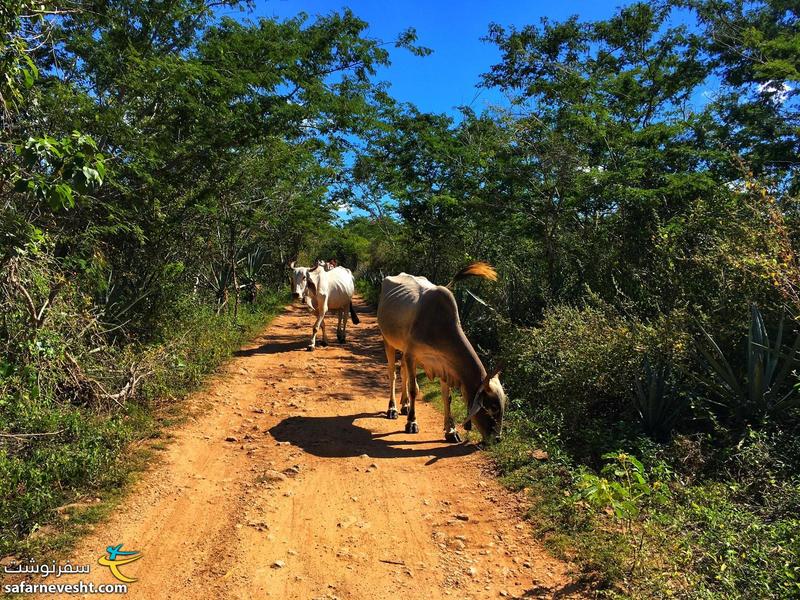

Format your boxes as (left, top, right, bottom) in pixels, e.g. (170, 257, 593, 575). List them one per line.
(446, 261, 498, 289)
(349, 302, 361, 325)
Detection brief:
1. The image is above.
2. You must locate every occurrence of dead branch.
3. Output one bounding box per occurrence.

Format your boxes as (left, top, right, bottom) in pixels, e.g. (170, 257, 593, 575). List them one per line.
(64, 352, 153, 408)
(0, 430, 64, 440)
(6, 259, 65, 329)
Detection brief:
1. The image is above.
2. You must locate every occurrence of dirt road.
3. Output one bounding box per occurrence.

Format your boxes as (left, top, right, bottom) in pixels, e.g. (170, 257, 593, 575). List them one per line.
(36, 301, 578, 599)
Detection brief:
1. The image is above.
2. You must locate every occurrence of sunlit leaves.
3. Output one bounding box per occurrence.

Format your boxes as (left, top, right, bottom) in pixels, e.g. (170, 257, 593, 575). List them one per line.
(10, 132, 105, 210)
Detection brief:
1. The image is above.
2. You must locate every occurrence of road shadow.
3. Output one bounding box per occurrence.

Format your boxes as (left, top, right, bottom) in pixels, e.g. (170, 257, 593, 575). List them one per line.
(269, 412, 477, 463)
(520, 577, 597, 598)
(235, 300, 381, 358)
(234, 334, 309, 356)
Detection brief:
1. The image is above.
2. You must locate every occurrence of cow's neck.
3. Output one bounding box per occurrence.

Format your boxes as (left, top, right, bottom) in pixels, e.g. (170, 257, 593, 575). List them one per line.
(446, 330, 486, 403)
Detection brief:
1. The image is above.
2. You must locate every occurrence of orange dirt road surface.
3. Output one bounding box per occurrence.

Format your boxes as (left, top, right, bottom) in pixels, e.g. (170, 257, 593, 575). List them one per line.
(23, 300, 582, 599)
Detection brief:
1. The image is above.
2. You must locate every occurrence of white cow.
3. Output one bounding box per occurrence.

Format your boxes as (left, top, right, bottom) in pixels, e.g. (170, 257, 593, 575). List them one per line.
(377, 262, 506, 444)
(290, 261, 314, 309)
(290, 262, 359, 350)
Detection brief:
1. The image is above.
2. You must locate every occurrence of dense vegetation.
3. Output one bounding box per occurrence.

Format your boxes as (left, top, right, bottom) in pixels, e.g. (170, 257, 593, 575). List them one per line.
(341, 1, 800, 596)
(2, 0, 799, 597)
(0, 0, 426, 556)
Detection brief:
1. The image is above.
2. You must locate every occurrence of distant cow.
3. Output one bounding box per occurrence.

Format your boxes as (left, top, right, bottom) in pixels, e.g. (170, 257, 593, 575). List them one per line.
(377, 262, 506, 444)
(291, 262, 360, 350)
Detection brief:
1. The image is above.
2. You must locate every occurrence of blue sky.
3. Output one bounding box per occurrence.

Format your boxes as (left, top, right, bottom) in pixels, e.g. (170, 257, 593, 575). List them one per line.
(235, 0, 640, 117)
(219, 1, 706, 220)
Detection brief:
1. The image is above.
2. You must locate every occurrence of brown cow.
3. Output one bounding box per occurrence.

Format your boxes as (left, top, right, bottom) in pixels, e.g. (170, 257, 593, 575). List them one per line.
(377, 262, 505, 444)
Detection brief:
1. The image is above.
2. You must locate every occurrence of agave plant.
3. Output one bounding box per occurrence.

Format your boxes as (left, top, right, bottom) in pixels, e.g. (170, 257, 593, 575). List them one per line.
(201, 262, 234, 310)
(96, 269, 155, 333)
(634, 357, 686, 440)
(697, 305, 800, 423)
(239, 247, 267, 303)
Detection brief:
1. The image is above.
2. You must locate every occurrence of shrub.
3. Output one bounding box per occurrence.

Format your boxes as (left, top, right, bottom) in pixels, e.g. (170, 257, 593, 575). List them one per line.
(500, 300, 690, 439)
(0, 286, 288, 556)
(355, 275, 381, 306)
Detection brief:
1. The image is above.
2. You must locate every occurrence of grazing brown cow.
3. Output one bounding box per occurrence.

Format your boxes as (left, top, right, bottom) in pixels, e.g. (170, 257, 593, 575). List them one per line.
(377, 262, 505, 444)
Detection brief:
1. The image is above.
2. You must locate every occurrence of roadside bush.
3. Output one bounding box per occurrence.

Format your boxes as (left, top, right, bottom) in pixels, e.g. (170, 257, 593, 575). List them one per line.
(500, 300, 691, 439)
(355, 273, 382, 306)
(695, 305, 800, 426)
(0, 287, 288, 556)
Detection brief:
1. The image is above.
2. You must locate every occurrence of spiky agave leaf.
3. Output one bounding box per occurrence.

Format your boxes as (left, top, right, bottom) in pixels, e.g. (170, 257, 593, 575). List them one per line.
(698, 306, 800, 422)
(634, 357, 686, 439)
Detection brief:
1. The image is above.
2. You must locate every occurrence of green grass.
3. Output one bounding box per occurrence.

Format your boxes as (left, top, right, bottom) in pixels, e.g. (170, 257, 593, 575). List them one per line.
(0, 291, 288, 559)
(489, 418, 800, 598)
(416, 378, 800, 598)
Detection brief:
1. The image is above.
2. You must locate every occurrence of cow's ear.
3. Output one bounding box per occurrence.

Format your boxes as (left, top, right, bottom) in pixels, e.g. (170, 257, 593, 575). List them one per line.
(482, 363, 503, 390)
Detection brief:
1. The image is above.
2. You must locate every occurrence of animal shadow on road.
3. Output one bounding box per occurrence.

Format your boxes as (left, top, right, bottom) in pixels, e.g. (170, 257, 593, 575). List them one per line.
(269, 413, 477, 464)
(523, 578, 594, 598)
(233, 333, 309, 356)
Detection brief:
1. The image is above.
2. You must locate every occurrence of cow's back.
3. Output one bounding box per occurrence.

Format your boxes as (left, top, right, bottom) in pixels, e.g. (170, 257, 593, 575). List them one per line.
(322, 266, 355, 310)
(378, 273, 447, 351)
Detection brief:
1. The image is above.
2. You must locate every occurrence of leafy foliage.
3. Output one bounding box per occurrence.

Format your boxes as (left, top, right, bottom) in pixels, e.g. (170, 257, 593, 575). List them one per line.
(576, 451, 671, 528)
(350, 1, 800, 596)
(0, 0, 421, 559)
(2, 0, 800, 595)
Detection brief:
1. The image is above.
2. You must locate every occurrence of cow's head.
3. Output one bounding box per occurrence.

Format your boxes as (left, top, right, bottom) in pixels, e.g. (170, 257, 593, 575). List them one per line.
(304, 263, 323, 296)
(464, 366, 506, 445)
(289, 261, 309, 300)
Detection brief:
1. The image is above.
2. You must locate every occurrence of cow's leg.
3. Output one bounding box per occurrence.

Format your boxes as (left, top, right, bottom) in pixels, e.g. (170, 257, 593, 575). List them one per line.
(308, 310, 322, 350)
(403, 353, 419, 434)
(442, 382, 461, 442)
(320, 313, 328, 347)
(340, 304, 349, 343)
(399, 359, 409, 415)
(308, 299, 328, 350)
(399, 359, 416, 416)
(384, 341, 398, 419)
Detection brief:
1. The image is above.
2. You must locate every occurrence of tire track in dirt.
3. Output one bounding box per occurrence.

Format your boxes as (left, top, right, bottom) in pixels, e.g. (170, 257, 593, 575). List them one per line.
(26, 300, 582, 599)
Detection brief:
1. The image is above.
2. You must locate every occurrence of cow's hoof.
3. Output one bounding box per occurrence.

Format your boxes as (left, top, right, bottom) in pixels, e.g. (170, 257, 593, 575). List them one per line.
(386, 408, 398, 420)
(400, 405, 409, 416)
(405, 421, 419, 434)
(306, 345, 315, 351)
(445, 430, 462, 443)
(319, 340, 328, 347)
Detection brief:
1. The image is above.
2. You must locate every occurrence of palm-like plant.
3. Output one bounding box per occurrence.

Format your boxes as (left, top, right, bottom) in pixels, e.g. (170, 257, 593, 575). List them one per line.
(697, 305, 800, 423)
(201, 263, 234, 311)
(239, 248, 267, 303)
(634, 358, 686, 440)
